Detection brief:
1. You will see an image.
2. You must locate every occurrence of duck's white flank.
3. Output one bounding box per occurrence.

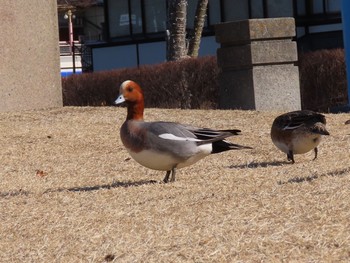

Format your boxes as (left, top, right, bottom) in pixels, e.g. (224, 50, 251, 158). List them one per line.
(126, 144, 213, 171)
(158, 133, 201, 142)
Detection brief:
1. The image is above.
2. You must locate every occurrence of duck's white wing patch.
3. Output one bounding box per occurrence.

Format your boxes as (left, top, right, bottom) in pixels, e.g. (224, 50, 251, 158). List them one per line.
(283, 123, 304, 130)
(158, 133, 201, 142)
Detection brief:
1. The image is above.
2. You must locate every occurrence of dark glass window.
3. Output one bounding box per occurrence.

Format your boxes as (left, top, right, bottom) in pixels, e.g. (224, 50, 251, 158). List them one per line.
(267, 0, 293, 17)
(310, 0, 341, 14)
(296, 0, 341, 17)
(223, 0, 249, 21)
(187, 0, 197, 29)
(130, 0, 143, 34)
(251, 0, 264, 18)
(144, 0, 166, 33)
(105, 0, 341, 41)
(108, 0, 129, 37)
(325, 0, 341, 13)
(296, 0, 306, 16)
(208, 0, 221, 25)
(294, 0, 341, 28)
(108, 0, 142, 38)
(312, 0, 324, 14)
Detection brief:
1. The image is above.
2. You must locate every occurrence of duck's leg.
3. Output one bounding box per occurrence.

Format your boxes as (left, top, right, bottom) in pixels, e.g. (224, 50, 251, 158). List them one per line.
(169, 167, 176, 182)
(163, 167, 177, 183)
(313, 147, 318, 160)
(163, 170, 171, 183)
(287, 150, 295, 164)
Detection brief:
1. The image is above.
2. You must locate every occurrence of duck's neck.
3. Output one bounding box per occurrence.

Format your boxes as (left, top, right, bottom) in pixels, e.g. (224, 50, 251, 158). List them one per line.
(126, 101, 144, 121)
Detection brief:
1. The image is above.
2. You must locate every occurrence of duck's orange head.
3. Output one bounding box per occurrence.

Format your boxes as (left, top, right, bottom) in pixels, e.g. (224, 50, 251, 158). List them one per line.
(115, 80, 144, 120)
(115, 80, 144, 104)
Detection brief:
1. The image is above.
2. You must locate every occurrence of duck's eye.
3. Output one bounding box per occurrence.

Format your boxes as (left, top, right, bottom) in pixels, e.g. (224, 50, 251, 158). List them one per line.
(127, 87, 133, 92)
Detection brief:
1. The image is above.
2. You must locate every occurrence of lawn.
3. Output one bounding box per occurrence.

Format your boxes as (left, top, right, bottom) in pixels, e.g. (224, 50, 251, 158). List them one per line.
(1, 107, 350, 262)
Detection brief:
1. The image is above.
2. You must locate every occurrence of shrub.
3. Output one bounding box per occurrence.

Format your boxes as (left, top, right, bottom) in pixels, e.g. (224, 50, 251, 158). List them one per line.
(63, 49, 348, 112)
(62, 56, 219, 109)
(299, 48, 348, 112)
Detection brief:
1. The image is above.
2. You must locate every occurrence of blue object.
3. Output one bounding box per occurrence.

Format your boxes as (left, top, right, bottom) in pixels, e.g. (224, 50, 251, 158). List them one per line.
(61, 70, 82, 78)
(342, 0, 350, 107)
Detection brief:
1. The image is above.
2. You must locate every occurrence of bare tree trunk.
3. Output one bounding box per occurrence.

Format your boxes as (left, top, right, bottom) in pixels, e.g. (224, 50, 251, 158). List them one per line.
(188, 0, 208, 58)
(167, 0, 188, 61)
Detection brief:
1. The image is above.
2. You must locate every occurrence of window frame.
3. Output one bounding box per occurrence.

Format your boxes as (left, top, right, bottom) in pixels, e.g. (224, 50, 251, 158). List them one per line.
(104, 0, 342, 43)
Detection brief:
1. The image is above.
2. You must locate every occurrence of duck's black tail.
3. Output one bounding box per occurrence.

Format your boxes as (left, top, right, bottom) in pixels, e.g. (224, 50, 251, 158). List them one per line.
(212, 140, 252, 154)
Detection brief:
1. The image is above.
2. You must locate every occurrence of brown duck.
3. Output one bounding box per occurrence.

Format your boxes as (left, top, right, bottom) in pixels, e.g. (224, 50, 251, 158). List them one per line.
(271, 110, 330, 163)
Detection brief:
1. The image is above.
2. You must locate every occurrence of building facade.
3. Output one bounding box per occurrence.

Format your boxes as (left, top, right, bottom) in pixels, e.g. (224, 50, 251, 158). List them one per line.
(80, 0, 342, 71)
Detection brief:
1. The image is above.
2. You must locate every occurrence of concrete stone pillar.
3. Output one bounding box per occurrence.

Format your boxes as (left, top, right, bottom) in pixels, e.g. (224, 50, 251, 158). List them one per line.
(215, 18, 301, 111)
(0, 0, 62, 112)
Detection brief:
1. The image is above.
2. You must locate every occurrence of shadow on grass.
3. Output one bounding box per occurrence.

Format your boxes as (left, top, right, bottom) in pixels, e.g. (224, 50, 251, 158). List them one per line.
(0, 180, 159, 198)
(43, 180, 159, 194)
(0, 189, 30, 198)
(228, 160, 289, 169)
(278, 167, 350, 185)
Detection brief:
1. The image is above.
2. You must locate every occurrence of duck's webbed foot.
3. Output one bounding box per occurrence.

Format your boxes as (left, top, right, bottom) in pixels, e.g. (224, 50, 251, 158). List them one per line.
(287, 150, 295, 164)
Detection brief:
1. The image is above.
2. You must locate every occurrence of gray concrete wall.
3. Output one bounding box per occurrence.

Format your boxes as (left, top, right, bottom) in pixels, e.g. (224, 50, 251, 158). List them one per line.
(215, 18, 301, 111)
(0, 0, 62, 112)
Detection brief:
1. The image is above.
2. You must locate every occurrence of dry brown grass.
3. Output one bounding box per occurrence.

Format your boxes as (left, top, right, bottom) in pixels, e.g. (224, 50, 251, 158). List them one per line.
(1, 107, 350, 262)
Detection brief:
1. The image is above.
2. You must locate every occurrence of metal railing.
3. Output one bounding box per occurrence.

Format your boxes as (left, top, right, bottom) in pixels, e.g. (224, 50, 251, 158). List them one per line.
(59, 41, 93, 75)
